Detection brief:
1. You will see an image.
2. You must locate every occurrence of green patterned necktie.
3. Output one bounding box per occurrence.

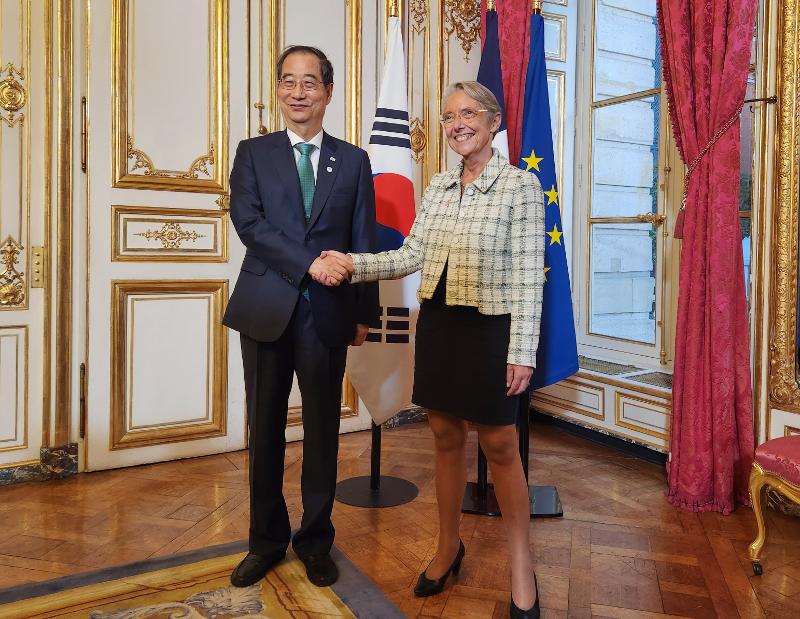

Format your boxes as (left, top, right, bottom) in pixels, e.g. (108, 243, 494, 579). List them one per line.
(294, 142, 316, 221)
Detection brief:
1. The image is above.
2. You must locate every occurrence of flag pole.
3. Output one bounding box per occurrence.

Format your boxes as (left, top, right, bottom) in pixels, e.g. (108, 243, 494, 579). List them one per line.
(462, 0, 563, 518)
(336, 419, 419, 508)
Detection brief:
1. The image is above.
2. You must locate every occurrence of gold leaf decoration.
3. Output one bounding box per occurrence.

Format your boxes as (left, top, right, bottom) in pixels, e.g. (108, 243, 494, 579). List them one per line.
(134, 222, 206, 250)
(409, 117, 427, 162)
(444, 0, 481, 61)
(0, 236, 25, 306)
(410, 0, 428, 34)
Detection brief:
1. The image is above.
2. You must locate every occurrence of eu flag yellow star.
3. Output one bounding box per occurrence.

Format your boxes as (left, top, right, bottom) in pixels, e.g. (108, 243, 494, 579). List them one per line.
(522, 148, 544, 172)
(543, 266, 551, 282)
(546, 224, 563, 246)
(544, 185, 559, 206)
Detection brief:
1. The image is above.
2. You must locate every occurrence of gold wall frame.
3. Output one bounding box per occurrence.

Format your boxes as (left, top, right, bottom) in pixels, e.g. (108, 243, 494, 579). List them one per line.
(0, 326, 29, 453)
(768, 0, 800, 415)
(111, 0, 229, 192)
(111, 205, 229, 262)
(109, 280, 228, 450)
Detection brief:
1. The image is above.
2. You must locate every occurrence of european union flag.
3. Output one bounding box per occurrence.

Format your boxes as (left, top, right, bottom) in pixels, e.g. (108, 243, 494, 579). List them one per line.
(520, 12, 579, 389)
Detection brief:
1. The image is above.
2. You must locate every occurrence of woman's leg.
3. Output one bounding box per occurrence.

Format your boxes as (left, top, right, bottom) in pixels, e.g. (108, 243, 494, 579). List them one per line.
(425, 410, 469, 578)
(477, 423, 536, 610)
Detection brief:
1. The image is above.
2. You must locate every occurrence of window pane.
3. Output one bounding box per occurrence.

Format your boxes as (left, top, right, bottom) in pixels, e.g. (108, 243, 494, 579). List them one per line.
(591, 96, 660, 218)
(741, 217, 751, 303)
(590, 223, 657, 344)
(740, 72, 756, 213)
(593, 0, 660, 101)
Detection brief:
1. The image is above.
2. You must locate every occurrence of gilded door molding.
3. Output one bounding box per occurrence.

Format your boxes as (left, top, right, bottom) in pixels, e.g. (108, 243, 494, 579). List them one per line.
(111, 0, 229, 192)
(110, 280, 229, 450)
(768, 0, 800, 414)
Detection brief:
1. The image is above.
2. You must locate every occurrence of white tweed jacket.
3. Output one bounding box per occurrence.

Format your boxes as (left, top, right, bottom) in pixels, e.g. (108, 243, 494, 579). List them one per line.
(351, 150, 545, 367)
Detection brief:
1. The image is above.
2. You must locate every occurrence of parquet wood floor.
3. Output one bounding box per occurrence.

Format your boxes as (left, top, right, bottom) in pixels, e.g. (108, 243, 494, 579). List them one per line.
(0, 421, 798, 618)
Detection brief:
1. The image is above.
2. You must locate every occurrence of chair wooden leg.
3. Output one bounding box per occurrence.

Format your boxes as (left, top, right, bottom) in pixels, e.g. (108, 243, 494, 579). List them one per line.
(748, 463, 767, 575)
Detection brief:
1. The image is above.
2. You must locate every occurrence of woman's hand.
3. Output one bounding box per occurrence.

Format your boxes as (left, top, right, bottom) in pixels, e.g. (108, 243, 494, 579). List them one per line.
(506, 364, 533, 396)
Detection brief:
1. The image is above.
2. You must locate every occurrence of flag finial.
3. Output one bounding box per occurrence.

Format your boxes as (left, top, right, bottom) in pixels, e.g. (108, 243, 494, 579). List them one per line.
(532, 0, 542, 14)
(487, 0, 496, 10)
(388, 0, 399, 17)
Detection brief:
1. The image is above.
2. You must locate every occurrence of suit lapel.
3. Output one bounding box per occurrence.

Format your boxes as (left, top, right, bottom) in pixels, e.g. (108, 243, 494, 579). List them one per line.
(265, 131, 306, 223)
(306, 132, 341, 231)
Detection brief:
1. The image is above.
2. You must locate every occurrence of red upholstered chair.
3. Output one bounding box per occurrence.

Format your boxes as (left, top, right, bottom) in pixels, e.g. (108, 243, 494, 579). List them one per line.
(749, 435, 800, 575)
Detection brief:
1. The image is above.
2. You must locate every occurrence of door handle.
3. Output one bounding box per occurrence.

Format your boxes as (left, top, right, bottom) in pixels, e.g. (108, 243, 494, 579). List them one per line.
(635, 213, 667, 228)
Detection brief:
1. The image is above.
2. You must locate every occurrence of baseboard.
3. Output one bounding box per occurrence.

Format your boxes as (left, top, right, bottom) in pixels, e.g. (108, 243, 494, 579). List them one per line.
(532, 410, 668, 466)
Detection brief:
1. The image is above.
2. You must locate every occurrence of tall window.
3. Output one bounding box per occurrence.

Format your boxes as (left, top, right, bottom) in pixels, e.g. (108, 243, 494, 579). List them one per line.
(576, 0, 672, 366)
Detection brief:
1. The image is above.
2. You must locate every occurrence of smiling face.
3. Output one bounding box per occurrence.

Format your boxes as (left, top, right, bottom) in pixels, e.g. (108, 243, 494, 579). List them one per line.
(442, 90, 501, 162)
(277, 51, 333, 137)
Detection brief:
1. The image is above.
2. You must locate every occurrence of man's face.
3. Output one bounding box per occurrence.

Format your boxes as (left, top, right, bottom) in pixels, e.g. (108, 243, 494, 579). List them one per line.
(277, 52, 333, 128)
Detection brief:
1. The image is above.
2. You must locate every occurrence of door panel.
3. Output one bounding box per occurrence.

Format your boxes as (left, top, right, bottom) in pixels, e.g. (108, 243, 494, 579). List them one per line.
(0, 0, 49, 470)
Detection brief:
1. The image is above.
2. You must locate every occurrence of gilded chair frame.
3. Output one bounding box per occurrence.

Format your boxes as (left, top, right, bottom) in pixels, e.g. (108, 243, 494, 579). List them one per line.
(748, 462, 800, 573)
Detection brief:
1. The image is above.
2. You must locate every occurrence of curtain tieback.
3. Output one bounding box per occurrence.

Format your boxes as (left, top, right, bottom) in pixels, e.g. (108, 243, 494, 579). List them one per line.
(673, 102, 744, 239)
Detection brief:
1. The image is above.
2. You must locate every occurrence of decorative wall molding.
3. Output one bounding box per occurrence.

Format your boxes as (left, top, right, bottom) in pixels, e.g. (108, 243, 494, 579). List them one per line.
(443, 0, 481, 61)
(0, 236, 25, 307)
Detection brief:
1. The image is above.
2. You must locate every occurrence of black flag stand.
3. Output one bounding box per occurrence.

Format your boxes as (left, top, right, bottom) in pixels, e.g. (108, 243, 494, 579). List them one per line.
(461, 389, 563, 518)
(335, 421, 419, 508)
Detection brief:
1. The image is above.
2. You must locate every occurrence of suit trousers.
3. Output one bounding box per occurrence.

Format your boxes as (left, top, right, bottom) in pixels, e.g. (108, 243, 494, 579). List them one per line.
(241, 296, 347, 559)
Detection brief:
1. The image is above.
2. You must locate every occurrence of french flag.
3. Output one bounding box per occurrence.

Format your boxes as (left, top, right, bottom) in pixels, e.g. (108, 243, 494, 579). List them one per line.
(346, 15, 420, 425)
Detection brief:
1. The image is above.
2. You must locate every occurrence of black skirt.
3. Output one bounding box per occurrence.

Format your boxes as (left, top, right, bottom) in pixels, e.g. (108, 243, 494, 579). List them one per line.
(412, 265, 519, 425)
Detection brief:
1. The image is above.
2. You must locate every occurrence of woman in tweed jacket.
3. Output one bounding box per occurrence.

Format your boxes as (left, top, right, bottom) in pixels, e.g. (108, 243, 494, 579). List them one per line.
(321, 81, 544, 618)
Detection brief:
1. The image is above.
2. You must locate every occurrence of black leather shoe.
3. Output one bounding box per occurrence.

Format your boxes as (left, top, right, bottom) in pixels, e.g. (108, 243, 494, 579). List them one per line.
(414, 540, 465, 597)
(510, 572, 540, 619)
(300, 553, 339, 587)
(230, 552, 284, 587)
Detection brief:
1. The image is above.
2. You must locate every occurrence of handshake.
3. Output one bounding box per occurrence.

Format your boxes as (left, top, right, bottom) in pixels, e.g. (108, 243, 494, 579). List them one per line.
(308, 250, 355, 286)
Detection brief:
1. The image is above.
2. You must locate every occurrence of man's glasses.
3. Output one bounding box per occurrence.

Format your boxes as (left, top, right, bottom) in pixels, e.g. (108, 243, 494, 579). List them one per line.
(440, 108, 488, 126)
(278, 78, 324, 92)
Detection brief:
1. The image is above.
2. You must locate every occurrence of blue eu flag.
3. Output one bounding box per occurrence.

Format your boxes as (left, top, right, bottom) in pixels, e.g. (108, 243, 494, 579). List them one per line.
(520, 13, 579, 389)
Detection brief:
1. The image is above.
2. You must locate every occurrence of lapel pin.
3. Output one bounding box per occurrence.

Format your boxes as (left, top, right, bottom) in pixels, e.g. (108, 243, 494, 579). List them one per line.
(326, 166, 333, 172)
(330, 156, 336, 161)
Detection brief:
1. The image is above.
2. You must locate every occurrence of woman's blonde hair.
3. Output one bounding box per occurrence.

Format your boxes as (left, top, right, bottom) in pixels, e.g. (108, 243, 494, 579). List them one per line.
(442, 81, 501, 121)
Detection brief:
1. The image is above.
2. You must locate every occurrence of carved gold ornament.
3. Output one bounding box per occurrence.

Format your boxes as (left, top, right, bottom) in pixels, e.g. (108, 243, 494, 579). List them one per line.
(134, 222, 206, 249)
(0, 236, 25, 306)
(0, 64, 26, 127)
(134, 221, 205, 249)
(410, 0, 428, 33)
(127, 137, 215, 180)
(409, 117, 427, 162)
(444, 0, 481, 61)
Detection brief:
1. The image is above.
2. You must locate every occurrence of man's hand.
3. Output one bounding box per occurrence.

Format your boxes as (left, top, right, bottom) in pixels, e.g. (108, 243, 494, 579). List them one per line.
(320, 250, 355, 277)
(351, 323, 369, 346)
(506, 364, 533, 396)
(308, 255, 350, 286)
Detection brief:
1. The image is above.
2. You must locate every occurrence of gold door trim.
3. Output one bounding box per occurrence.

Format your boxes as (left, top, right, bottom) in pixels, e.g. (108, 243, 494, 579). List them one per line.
(110, 280, 229, 450)
(768, 0, 800, 415)
(0, 326, 29, 452)
(111, 0, 229, 192)
(111, 205, 228, 262)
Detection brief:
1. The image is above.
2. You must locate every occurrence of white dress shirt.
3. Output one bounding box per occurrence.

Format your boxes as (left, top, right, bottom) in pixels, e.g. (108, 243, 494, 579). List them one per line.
(287, 128, 323, 181)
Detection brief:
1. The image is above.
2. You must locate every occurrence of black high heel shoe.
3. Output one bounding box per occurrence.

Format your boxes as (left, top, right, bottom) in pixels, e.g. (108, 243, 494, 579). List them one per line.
(510, 572, 540, 619)
(413, 540, 465, 597)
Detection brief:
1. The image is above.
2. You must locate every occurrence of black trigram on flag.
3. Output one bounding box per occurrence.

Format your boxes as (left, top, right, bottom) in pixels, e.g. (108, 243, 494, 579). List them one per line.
(365, 306, 410, 344)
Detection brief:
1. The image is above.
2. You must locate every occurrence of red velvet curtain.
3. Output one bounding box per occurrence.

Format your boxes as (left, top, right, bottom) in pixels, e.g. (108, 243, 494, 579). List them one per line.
(658, 0, 757, 513)
(480, 0, 530, 164)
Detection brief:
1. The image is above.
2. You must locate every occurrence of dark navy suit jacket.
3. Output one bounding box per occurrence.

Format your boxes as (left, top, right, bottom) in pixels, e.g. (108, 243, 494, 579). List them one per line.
(223, 130, 380, 347)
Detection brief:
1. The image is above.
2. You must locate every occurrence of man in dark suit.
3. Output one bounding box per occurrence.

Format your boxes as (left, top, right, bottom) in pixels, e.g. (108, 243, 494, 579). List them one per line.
(223, 45, 379, 588)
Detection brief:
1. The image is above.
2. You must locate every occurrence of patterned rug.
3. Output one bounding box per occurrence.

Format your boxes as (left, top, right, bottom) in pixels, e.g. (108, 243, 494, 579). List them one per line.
(0, 541, 403, 618)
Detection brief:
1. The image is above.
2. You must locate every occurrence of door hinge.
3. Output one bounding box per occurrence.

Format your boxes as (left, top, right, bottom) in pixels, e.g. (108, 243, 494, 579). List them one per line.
(30, 245, 46, 288)
(79, 363, 87, 439)
(80, 96, 88, 173)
